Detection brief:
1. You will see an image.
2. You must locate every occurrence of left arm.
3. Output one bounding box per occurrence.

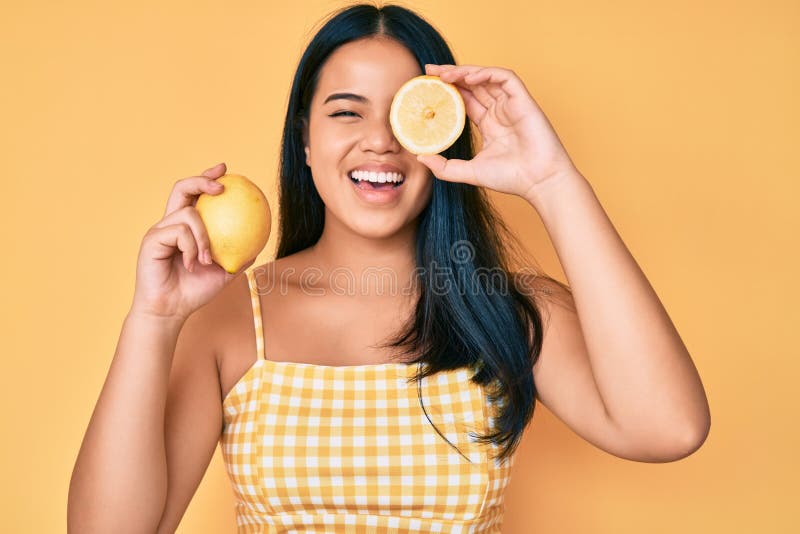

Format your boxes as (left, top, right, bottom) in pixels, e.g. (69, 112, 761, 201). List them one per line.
(417, 63, 710, 462)
(526, 170, 710, 462)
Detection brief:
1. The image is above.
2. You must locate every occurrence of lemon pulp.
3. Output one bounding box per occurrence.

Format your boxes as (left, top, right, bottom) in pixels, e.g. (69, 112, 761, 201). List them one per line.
(389, 75, 466, 155)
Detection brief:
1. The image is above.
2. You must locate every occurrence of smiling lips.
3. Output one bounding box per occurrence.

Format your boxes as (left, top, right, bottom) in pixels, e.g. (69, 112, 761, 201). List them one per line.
(351, 169, 404, 182)
(348, 163, 406, 190)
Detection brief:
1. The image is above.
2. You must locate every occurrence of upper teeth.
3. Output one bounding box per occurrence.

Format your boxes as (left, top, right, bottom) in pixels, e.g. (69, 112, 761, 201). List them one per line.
(350, 170, 405, 183)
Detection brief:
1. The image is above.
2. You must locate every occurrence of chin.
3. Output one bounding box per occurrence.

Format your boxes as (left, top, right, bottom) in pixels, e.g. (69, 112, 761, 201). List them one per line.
(348, 218, 407, 240)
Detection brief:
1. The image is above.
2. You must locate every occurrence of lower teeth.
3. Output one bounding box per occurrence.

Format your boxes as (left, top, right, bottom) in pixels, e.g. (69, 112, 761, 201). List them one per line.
(351, 178, 403, 189)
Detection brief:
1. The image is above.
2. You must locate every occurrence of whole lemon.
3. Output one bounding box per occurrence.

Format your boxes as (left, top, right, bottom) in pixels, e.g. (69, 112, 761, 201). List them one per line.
(195, 173, 271, 274)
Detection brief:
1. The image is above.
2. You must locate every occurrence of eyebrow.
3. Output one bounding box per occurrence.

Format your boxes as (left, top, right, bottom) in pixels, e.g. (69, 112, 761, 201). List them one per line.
(323, 92, 371, 105)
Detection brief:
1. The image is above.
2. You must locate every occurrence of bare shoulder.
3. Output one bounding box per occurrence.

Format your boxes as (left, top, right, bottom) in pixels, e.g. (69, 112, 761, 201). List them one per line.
(510, 271, 578, 378)
(536, 288, 577, 382)
(511, 272, 574, 325)
(212, 256, 308, 395)
(200, 265, 269, 375)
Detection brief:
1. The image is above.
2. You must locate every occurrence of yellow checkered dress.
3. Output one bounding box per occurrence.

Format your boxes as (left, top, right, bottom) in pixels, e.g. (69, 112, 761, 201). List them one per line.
(219, 267, 515, 532)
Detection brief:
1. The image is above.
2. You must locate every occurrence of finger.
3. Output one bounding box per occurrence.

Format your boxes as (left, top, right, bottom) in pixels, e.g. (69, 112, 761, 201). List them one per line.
(463, 67, 527, 99)
(147, 223, 199, 273)
(470, 83, 496, 109)
(437, 69, 483, 86)
(416, 154, 477, 186)
(446, 69, 508, 100)
(153, 205, 214, 267)
(435, 68, 483, 91)
(163, 174, 225, 217)
(423, 63, 456, 75)
(433, 64, 487, 80)
(424, 69, 493, 122)
(455, 85, 486, 124)
(482, 82, 506, 100)
(421, 64, 493, 103)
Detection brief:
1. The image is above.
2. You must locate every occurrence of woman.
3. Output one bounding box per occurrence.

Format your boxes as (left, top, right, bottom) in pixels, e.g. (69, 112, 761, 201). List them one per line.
(68, 3, 710, 533)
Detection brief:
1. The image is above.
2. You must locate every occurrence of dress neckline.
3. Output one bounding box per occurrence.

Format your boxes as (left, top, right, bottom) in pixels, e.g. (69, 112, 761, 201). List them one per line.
(222, 357, 421, 407)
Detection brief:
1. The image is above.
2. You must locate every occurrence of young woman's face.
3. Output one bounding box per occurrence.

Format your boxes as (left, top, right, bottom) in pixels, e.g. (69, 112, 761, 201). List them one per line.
(303, 37, 433, 240)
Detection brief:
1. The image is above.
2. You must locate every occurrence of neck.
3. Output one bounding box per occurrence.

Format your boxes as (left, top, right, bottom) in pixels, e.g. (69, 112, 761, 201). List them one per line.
(306, 212, 419, 298)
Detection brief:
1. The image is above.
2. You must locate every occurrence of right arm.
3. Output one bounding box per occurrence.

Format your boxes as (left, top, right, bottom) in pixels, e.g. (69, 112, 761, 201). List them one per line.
(67, 162, 254, 533)
(67, 311, 186, 532)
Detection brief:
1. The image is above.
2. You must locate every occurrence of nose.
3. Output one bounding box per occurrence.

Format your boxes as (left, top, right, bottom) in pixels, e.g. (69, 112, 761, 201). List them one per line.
(359, 115, 401, 154)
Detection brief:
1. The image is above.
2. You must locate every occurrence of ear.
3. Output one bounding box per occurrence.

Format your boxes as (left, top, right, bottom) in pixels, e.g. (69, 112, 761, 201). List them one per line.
(301, 117, 310, 167)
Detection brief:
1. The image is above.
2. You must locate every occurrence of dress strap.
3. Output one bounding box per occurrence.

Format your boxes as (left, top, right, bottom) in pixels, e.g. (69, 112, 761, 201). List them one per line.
(245, 267, 266, 361)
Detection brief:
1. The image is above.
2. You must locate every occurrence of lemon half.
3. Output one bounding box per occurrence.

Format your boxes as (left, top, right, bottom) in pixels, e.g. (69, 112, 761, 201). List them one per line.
(195, 174, 271, 274)
(389, 74, 466, 155)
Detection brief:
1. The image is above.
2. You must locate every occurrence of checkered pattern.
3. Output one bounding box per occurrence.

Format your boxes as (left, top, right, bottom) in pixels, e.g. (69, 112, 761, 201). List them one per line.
(218, 267, 515, 533)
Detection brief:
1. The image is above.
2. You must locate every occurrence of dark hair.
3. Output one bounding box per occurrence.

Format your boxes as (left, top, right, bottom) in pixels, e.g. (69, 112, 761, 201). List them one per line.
(275, 2, 571, 462)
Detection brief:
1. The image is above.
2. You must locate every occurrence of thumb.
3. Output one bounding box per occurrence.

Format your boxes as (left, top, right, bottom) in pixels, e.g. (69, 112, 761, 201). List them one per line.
(417, 154, 476, 185)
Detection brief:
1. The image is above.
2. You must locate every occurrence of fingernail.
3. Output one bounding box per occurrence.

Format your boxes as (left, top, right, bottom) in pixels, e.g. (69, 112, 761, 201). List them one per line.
(211, 181, 223, 189)
(204, 249, 212, 264)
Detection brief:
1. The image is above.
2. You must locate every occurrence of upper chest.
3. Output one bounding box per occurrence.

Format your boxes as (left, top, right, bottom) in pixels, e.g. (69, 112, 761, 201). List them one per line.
(262, 283, 413, 359)
(218, 265, 418, 399)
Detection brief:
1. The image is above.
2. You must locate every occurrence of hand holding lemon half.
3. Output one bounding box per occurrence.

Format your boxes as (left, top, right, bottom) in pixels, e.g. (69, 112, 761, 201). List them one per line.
(195, 174, 271, 274)
(390, 74, 466, 155)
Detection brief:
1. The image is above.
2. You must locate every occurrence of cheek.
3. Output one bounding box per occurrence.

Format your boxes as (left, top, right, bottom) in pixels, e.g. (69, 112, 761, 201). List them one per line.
(412, 175, 435, 210)
(410, 165, 434, 196)
(308, 129, 355, 184)
(308, 126, 356, 172)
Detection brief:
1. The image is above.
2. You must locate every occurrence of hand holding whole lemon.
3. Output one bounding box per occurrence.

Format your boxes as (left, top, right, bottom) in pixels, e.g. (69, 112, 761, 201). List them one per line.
(130, 163, 271, 322)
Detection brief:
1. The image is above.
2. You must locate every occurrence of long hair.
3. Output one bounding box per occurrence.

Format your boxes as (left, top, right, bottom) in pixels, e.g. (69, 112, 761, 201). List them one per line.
(275, 2, 571, 462)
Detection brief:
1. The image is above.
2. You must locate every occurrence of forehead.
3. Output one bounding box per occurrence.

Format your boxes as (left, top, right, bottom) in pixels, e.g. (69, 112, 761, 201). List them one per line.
(314, 37, 422, 104)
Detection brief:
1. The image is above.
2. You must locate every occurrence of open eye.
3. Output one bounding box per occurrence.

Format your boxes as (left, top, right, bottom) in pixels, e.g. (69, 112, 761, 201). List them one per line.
(329, 110, 360, 118)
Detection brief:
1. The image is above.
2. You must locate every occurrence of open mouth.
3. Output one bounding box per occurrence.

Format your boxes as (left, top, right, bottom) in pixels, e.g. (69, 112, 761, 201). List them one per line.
(349, 170, 405, 190)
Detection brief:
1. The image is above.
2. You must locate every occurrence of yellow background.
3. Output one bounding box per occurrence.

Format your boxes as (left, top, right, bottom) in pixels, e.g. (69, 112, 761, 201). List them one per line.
(2, 0, 797, 532)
